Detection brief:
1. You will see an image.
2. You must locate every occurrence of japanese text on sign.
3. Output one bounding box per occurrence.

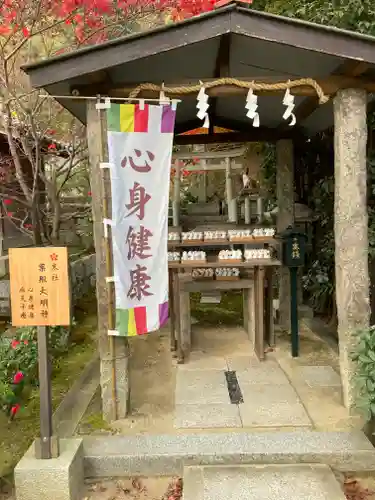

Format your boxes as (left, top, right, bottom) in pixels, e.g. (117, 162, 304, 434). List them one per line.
(8, 247, 70, 327)
(123, 150, 156, 301)
(292, 237, 301, 259)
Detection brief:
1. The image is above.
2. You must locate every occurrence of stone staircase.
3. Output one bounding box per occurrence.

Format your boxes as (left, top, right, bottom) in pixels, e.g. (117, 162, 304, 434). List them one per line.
(83, 430, 375, 479)
(183, 464, 346, 500)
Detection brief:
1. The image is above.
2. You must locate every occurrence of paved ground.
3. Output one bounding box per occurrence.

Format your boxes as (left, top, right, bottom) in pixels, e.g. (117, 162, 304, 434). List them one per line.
(82, 477, 181, 500)
(174, 350, 311, 429)
(112, 320, 363, 435)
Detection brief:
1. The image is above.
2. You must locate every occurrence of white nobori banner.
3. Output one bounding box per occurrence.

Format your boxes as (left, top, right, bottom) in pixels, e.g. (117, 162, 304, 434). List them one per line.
(106, 102, 176, 336)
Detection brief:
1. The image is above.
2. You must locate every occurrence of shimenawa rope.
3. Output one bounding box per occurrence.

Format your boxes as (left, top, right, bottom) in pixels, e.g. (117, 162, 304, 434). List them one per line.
(128, 77, 329, 104)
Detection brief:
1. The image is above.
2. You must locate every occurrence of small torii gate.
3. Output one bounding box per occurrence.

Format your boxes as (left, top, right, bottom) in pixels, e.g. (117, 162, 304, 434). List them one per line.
(171, 147, 246, 225)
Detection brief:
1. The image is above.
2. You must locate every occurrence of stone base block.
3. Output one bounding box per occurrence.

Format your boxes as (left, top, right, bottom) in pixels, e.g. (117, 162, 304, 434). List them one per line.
(15, 439, 83, 500)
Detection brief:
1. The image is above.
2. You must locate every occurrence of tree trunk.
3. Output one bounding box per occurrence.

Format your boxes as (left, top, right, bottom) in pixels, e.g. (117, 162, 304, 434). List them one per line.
(31, 203, 43, 245)
(50, 195, 61, 244)
(276, 139, 295, 332)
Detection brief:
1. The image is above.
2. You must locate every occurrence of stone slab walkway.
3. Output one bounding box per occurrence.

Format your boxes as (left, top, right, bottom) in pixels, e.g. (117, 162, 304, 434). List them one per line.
(183, 465, 346, 500)
(174, 355, 312, 429)
(173, 325, 315, 430)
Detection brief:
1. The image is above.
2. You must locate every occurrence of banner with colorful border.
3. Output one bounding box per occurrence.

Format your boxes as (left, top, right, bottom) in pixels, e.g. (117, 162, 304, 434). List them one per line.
(106, 103, 176, 336)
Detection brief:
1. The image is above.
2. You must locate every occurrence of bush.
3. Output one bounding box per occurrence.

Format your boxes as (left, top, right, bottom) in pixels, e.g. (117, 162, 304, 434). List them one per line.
(0, 325, 71, 420)
(352, 325, 375, 421)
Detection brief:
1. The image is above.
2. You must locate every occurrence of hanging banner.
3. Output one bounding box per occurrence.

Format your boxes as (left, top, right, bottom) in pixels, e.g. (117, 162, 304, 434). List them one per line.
(106, 103, 176, 337)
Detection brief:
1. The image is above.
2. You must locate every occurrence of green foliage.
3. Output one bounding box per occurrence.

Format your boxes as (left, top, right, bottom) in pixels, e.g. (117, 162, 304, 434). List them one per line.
(302, 149, 375, 317)
(302, 176, 335, 314)
(303, 239, 335, 313)
(259, 143, 277, 209)
(181, 191, 198, 205)
(260, 0, 375, 36)
(352, 325, 375, 421)
(190, 291, 243, 326)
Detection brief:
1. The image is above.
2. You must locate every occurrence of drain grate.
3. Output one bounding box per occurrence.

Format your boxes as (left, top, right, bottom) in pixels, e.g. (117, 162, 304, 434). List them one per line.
(225, 371, 244, 404)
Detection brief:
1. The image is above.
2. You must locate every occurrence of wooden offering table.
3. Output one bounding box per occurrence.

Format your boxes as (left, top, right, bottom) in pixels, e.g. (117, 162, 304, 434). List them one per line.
(168, 259, 281, 363)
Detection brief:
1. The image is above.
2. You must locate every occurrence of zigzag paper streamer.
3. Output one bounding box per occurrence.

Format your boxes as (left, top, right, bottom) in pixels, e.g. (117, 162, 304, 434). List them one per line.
(245, 89, 260, 127)
(282, 87, 296, 126)
(196, 82, 210, 128)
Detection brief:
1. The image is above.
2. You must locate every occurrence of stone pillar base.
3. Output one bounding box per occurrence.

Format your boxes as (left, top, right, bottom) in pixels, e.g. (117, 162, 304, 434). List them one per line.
(15, 439, 83, 500)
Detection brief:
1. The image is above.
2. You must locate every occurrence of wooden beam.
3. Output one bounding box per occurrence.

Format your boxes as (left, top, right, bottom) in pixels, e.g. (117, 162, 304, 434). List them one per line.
(173, 147, 246, 159)
(212, 116, 251, 133)
(174, 128, 296, 145)
(210, 33, 231, 133)
(293, 61, 372, 124)
(72, 75, 375, 100)
(334, 60, 371, 77)
(173, 162, 244, 171)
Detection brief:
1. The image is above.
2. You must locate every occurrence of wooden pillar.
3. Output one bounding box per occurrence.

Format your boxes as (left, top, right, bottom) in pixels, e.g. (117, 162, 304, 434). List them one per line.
(168, 270, 177, 352)
(254, 267, 265, 360)
(257, 197, 264, 224)
(276, 139, 294, 332)
(174, 272, 184, 363)
(86, 101, 129, 421)
(265, 268, 275, 347)
(179, 287, 191, 359)
(334, 88, 370, 410)
(198, 159, 208, 202)
(225, 157, 235, 222)
(172, 162, 181, 227)
(244, 196, 251, 224)
(230, 159, 239, 223)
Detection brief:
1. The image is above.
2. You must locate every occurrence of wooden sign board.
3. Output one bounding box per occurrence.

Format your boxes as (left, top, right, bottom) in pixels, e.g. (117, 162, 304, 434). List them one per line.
(9, 247, 70, 327)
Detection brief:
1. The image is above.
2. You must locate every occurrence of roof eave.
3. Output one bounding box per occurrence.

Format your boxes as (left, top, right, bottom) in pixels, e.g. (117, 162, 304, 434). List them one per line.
(21, 3, 236, 75)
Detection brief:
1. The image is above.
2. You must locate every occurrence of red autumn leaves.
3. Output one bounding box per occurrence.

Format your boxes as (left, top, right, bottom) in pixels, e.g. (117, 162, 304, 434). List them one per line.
(0, 0, 247, 45)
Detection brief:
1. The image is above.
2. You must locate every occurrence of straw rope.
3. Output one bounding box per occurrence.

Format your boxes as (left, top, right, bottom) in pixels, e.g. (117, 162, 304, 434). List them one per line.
(128, 77, 329, 104)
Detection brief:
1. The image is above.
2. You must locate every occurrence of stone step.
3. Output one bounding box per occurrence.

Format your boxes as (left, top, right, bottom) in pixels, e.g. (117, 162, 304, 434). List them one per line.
(83, 431, 375, 478)
(182, 464, 346, 500)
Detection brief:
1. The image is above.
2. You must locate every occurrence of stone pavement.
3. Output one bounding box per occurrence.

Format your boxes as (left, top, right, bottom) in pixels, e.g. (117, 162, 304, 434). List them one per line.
(175, 355, 312, 429)
(173, 324, 354, 431)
